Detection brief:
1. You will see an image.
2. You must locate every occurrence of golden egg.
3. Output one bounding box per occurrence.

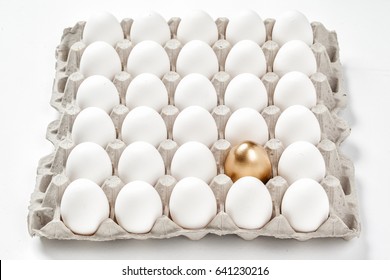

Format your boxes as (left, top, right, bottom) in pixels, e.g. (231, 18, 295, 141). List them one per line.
(224, 141, 272, 183)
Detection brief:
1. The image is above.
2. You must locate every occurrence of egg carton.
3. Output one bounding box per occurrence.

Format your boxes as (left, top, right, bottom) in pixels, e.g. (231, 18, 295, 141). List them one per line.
(28, 16, 360, 241)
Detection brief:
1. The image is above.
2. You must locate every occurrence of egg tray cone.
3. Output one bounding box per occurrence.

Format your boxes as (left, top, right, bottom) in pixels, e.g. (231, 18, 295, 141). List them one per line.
(28, 16, 360, 241)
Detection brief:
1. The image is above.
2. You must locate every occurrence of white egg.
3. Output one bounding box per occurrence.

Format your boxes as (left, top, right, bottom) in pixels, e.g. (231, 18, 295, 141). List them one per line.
(118, 141, 165, 185)
(65, 142, 113, 185)
(171, 141, 217, 183)
(172, 106, 218, 147)
(79, 41, 122, 80)
(281, 178, 329, 232)
(76, 75, 120, 114)
(272, 10, 313, 46)
(225, 107, 269, 146)
(273, 40, 317, 77)
(278, 141, 326, 184)
(71, 107, 116, 148)
(126, 40, 170, 78)
(225, 40, 267, 78)
(60, 178, 109, 235)
(169, 177, 217, 229)
(275, 105, 321, 147)
(225, 9, 266, 45)
(176, 10, 218, 45)
(224, 73, 268, 112)
(130, 11, 171, 45)
(273, 71, 317, 111)
(176, 40, 219, 79)
(121, 106, 167, 147)
(174, 73, 217, 112)
(125, 73, 168, 112)
(82, 11, 124, 46)
(115, 181, 162, 233)
(225, 176, 272, 229)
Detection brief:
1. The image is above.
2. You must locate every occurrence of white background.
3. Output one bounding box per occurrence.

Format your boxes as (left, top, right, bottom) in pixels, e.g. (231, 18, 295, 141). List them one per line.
(1, 0, 389, 260)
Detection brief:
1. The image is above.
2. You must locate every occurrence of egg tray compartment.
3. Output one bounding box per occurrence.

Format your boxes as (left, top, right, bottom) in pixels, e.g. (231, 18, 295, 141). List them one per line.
(28, 16, 360, 241)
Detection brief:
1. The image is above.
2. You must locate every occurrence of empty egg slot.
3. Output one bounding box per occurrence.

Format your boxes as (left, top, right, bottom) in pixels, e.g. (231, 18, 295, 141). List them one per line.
(342, 213, 359, 231)
(56, 44, 70, 62)
(56, 76, 68, 93)
(38, 173, 54, 193)
(31, 208, 55, 231)
(329, 76, 340, 93)
(339, 175, 352, 195)
(327, 45, 339, 63)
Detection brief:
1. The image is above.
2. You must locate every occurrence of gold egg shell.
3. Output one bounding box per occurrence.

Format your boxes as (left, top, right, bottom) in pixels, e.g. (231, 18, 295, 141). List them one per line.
(224, 141, 272, 183)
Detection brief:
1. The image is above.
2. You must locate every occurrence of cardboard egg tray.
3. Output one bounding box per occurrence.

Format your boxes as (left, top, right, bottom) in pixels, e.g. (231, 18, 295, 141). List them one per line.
(28, 16, 360, 241)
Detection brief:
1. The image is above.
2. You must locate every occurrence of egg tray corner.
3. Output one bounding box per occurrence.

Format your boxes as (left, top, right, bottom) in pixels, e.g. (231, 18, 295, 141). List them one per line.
(28, 17, 360, 241)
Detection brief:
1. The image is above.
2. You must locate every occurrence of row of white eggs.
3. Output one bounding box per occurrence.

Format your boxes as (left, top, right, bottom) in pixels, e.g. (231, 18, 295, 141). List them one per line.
(66, 139, 326, 189)
(72, 103, 321, 150)
(77, 71, 316, 115)
(79, 37, 316, 82)
(83, 10, 313, 48)
(79, 10, 317, 80)
(62, 158, 328, 236)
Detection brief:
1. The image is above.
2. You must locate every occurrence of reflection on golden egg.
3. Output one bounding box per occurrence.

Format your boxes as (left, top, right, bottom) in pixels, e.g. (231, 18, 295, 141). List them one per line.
(224, 141, 272, 183)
